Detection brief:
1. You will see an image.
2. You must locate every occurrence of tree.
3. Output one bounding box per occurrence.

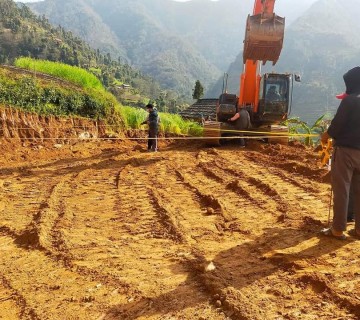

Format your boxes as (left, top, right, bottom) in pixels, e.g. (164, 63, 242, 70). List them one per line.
(192, 80, 204, 100)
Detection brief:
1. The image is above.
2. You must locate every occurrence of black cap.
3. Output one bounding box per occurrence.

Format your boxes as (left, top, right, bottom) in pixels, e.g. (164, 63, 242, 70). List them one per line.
(343, 66, 360, 95)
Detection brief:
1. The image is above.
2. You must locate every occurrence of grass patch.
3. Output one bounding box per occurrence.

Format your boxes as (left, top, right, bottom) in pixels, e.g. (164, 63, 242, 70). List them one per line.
(15, 57, 104, 91)
(118, 105, 203, 136)
(0, 63, 118, 120)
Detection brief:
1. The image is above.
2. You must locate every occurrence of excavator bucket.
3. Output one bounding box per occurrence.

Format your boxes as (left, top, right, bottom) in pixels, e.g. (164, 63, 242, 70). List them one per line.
(243, 13, 285, 65)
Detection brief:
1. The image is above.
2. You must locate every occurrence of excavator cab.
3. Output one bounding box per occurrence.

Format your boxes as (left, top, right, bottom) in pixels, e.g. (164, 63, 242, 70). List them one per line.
(254, 73, 293, 124)
(243, 13, 285, 65)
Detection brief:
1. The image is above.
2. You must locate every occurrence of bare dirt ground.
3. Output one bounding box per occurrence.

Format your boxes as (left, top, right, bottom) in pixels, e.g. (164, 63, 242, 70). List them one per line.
(1, 137, 360, 320)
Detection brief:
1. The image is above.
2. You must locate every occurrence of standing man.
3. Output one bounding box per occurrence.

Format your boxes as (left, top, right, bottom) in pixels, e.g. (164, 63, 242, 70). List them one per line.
(142, 104, 160, 152)
(321, 66, 360, 239)
(228, 107, 251, 147)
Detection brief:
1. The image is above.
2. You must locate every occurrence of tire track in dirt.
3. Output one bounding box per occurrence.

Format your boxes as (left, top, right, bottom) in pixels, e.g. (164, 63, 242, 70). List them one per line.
(131, 151, 285, 319)
(199, 160, 282, 218)
(148, 159, 248, 254)
(0, 168, 134, 319)
(243, 150, 328, 194)
(0, 275, 33, 320)
(113, 158, 192, 293)
(0, 174, 59, 234)
(215, 151, 330, 224)
(175, 151, 281, 236)
(112, 148, 356, 319)
(46, 167, 138, 290)
(2, 140, 360, 320)
(0, 173, 78, 253)
(0, 234, 129, 319)
(162, 149, 356, 319)
(53, 156, 189, 304)
(106, 153, 232, 319)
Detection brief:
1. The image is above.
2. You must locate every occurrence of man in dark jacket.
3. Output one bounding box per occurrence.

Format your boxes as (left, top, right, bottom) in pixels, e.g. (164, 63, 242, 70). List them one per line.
(142, 104, 160, 152)
(228, 107, 251, 147)
(321, 66, 360, 239)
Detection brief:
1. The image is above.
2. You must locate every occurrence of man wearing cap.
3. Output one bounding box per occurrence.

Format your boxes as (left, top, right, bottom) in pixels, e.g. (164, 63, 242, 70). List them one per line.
(321, 66, 360, 239)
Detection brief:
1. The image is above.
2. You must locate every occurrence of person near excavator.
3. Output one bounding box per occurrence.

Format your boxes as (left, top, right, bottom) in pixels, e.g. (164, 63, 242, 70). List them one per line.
(320, 66, 360, 239)
(141, 104, 160, 152)
(227, 106, 251, 147)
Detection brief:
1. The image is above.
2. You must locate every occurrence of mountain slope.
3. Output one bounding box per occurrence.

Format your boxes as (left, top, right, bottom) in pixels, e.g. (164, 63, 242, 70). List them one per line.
(0, 0, 168, 105)
(270, 0, 360, 123)
(28, 0, 126, 60)
(27, 0, 316, 99)
(29, 0, 222, 97)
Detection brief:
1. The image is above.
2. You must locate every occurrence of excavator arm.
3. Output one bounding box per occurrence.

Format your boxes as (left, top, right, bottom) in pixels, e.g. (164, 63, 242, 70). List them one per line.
(239, 0, 285, 110)
(243, 0, 285, 65)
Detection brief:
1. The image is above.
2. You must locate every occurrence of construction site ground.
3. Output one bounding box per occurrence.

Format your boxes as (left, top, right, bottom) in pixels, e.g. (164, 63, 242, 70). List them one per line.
(1, 137, 360, 320)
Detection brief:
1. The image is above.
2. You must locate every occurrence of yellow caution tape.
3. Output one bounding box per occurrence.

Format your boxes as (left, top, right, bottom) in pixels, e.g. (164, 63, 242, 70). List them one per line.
(203, 126, 319, 137)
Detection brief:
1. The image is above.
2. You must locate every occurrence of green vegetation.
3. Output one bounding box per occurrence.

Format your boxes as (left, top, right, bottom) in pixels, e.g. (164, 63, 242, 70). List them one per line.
(0, 0, 176, 110)
(118, 106, 147, 129)
(0, 1, 204, 136)
(0, 63, 117, 120)
(27, 0, 220, 103)
(282, 115, 330, 146)
(15, 58, 104, 91)
(119, 105, 203, 136)
(159, 113, 203, 136)
(0, 63, 202, 137)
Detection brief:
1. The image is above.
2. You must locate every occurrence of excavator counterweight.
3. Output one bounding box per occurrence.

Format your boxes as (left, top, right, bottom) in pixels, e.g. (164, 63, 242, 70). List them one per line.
(243, 13, 285, 65)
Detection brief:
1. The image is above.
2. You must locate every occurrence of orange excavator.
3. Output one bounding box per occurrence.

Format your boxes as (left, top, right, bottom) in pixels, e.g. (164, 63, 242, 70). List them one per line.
(204, 0, 300, 144)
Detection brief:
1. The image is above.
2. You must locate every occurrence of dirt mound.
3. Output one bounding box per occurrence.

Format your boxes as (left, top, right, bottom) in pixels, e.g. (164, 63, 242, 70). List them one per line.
(0, 106, 106, 142)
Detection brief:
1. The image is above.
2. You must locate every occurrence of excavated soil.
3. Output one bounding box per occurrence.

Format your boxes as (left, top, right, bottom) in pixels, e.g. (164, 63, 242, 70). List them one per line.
(1, 114, 360, 319)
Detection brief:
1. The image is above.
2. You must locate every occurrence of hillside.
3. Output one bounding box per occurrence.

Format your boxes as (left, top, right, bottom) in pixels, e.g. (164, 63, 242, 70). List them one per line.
(271, 0, 360, 123)
(28, 0, 316, 75)
(28, 0, 222, 98)
(0, 0, 170, 107)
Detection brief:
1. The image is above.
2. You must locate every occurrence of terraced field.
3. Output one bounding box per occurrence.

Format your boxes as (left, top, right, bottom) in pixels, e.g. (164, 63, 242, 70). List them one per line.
(1, 138, 359, 320)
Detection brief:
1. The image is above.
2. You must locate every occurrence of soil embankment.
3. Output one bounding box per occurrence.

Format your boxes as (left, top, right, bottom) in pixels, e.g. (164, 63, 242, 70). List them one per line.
(0, 109, 359, 320)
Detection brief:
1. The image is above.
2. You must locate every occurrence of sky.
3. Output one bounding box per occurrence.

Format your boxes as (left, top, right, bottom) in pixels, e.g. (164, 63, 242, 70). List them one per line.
(17, 0, 317, 3)
(16, 0, 211, 1)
